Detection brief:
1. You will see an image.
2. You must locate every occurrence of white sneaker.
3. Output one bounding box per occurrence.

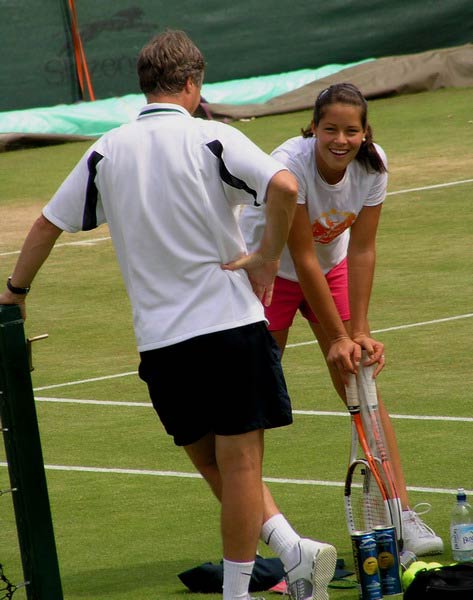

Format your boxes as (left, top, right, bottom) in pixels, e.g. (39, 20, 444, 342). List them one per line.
(285, 538, 337, 600)
(402, 503, 444, 556)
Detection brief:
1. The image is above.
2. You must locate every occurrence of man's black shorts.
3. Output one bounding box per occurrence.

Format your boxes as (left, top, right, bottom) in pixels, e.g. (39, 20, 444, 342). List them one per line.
(138, 321, 293, 446)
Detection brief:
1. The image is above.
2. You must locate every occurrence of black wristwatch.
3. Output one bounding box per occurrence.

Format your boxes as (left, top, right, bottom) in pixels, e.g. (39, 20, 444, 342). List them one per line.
(7, 276, 30, 295)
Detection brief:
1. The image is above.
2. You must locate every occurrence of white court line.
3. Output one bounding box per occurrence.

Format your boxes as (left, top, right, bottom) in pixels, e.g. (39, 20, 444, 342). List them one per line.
(286, 313, 473, 349)
(32, 312, 473, 390)
(386, 178, 473, 196)
(34, 397, 473, 424)
(293, 410, 473, 423)
(2, 178, 472, 258)
(0, 461, 469, 496)
(0, 236, 111, 257)
(36, 397, 150, 407)
(34, 371, 138, 391)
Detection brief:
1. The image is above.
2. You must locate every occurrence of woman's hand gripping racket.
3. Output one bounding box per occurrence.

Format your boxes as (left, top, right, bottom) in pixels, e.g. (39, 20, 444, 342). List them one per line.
(357, 356, 403, 547)
(344, 369, 393, 537)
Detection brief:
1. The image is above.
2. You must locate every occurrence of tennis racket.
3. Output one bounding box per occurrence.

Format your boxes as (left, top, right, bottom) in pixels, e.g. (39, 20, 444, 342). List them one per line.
(357, 356, 403, 547)
(344, 371, 393, 536)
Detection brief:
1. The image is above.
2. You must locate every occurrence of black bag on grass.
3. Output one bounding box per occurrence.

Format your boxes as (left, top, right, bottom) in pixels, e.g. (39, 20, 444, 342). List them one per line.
(178, 555, 353, 593)
(178, 555, 284, 592)
(403, 563, 473, 599)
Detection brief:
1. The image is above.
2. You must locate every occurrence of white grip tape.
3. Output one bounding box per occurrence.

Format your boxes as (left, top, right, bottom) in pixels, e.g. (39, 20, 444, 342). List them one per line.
(358, 359, 378, 409)
(345, 372, 359, 411)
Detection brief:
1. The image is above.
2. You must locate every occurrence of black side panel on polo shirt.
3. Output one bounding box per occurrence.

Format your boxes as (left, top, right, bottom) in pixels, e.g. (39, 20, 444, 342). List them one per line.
(206, 139, 260, 207)
(82, 151, 104, 230)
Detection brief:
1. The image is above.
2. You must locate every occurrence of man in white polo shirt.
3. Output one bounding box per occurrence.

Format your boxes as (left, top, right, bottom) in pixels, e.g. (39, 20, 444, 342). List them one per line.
(1, 30, 337, 600)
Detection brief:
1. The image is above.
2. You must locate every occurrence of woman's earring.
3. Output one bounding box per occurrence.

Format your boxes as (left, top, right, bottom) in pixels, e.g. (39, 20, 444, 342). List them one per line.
(362, 136, 366, 142)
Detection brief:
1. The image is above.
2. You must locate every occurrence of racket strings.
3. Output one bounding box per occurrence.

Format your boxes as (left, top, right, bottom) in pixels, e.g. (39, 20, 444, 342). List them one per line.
(364, 465, 391, 528)
(347, 461, 390, 532)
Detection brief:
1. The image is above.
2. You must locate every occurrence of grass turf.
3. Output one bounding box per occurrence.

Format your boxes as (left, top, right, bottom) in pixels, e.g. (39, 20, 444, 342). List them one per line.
(0, 86, 472, 599)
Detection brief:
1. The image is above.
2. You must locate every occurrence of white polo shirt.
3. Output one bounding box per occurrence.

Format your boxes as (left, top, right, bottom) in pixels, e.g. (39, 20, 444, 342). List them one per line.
(43, 103, 286, 351)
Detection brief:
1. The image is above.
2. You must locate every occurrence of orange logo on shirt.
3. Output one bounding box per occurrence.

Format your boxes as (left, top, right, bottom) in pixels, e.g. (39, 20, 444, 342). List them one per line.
(312, 210, 356, 244)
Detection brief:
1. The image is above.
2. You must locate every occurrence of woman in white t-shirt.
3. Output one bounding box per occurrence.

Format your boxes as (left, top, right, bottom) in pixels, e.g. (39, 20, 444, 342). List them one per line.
(239, 83, 443, 556)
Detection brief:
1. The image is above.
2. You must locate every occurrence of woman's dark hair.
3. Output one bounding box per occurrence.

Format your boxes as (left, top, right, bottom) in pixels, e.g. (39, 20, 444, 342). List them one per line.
(301, 83, 386, 173)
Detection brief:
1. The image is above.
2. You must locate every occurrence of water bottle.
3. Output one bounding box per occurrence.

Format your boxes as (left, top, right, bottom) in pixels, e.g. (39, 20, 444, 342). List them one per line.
(450, 488, 473, 562)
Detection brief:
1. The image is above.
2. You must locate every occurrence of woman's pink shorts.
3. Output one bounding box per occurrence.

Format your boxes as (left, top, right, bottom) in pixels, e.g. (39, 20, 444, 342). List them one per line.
(265, 257, 350, 330)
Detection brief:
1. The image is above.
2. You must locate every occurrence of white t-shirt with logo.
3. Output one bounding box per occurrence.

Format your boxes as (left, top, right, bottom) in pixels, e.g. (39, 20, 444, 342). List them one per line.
(240, 135, 387, 279)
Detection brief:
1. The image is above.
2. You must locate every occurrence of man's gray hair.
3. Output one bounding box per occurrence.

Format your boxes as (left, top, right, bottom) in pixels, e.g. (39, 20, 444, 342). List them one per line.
(137, 29, 205, 96)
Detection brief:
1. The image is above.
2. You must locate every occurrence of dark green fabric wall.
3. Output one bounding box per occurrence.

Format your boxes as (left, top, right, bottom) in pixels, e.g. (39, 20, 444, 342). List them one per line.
(1, 0, 472, 111)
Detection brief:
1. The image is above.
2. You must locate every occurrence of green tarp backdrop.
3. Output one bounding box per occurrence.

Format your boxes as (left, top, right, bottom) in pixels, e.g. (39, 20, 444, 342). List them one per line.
(1, 0, 472, 112)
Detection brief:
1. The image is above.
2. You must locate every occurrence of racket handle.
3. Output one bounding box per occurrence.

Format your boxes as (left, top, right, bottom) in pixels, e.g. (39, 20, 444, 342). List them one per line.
(345, 372, 359, 412)
(359, 360, 378, 409)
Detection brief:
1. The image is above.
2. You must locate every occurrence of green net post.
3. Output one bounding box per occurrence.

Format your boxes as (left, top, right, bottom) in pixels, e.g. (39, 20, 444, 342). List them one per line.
(0, 304, 63, 600)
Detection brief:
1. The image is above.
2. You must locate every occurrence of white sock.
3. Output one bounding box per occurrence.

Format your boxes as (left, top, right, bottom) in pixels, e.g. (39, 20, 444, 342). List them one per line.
(261, 513, 301, 571)
(222, 558, 255, 600)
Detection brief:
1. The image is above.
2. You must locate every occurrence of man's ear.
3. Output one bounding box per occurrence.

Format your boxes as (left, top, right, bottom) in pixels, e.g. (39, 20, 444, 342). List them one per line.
(184, 76, 196, 93)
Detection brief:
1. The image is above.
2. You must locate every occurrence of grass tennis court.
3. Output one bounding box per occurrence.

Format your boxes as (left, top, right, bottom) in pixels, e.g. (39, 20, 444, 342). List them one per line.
(1, 86, 472, 599)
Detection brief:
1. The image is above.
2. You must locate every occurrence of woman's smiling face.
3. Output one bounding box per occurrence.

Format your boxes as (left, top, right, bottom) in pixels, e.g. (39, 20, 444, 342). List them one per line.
(312, 103, 367, 183)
